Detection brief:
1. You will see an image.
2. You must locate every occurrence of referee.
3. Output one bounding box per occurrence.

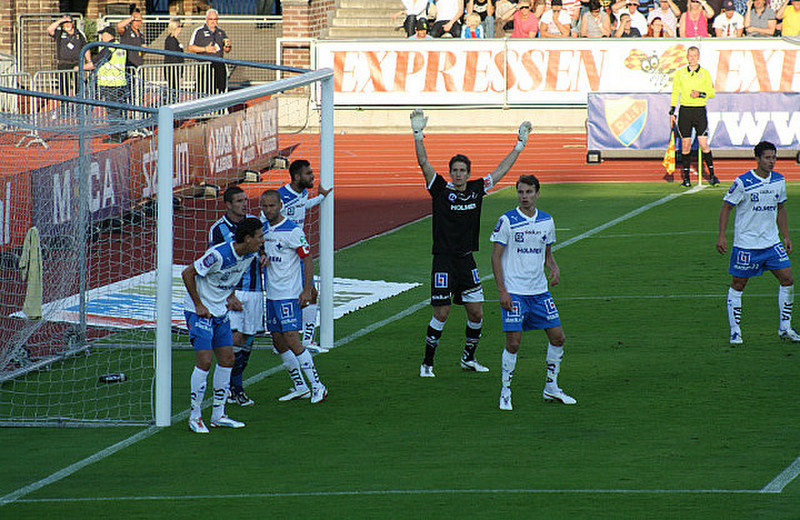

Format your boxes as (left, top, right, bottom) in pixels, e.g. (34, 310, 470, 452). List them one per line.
(411, 109, 532, 378)
(670, 46, 720, 188)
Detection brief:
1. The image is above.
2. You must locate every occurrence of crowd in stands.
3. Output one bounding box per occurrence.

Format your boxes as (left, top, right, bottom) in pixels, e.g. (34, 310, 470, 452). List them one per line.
(395, 0, 800, 37)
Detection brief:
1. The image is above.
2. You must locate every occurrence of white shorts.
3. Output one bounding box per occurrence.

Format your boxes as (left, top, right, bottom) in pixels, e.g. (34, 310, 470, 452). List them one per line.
(227, 290, 265, 335)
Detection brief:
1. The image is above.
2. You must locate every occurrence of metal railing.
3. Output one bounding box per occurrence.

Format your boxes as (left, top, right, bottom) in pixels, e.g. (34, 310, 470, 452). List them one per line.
(97, 15, 283, 85)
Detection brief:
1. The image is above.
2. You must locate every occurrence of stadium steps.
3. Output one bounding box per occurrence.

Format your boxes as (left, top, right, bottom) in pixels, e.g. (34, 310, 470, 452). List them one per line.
(325, 0, 405, 39)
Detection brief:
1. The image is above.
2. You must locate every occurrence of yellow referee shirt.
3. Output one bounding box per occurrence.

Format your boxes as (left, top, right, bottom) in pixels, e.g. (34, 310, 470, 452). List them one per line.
(670, 66, 715, 109)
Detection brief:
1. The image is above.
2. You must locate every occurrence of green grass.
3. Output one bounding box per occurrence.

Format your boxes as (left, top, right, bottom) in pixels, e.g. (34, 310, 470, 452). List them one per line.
(3, 182, 800, 519)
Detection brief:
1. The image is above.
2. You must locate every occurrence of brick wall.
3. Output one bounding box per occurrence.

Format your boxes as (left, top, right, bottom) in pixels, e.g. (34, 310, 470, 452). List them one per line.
(281, 0, 334, 70)
(1, 0, 59, 62)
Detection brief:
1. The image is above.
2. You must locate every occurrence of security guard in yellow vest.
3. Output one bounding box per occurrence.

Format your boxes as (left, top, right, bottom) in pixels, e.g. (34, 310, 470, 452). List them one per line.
(96, 25, 128, 143)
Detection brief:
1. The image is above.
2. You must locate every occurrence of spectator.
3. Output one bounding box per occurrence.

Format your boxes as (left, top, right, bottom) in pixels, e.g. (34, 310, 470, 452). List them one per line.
(188, 9, 232, 93)
(164, 19, 184, 103)
(409, 17, 435, 37)
(462, 12, 487, 35)
(431, 0, 464, 37)
(495, 0, 517, 35)
(553, 0, 583, 33)
(46, 15, 91, 100)
(116, 8, 147, 70)
(467, 0, 497, 37)
(540, 0, 574, 35)
(733, 0, 749, 15)
(647, 0, 681, 34)
(615, 10, 645, 32)
(580, 0, 612, 35)
(612, 0, 649, 33)
(680, 0, 714, 36)
(714, 0, 746, 34)
(745, 0, 777, 35)
(512, 0, 544, 36)
(393, 0, 429, 37)
(646, 14, 673, 32)
(637, 0, 657, 16)
(777, 0, 800, 35)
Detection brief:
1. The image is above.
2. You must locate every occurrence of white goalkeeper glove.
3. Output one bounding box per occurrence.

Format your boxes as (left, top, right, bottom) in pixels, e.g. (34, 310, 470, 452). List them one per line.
(410, 109, 428, 141)
(514, 121, 532, 151)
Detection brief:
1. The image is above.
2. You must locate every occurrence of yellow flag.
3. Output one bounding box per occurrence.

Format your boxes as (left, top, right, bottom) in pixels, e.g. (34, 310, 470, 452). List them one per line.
(662, 134, 675, 174)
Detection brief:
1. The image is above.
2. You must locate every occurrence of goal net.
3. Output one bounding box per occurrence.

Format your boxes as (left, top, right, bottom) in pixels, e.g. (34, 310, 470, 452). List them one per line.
(0, 50, 334, 427)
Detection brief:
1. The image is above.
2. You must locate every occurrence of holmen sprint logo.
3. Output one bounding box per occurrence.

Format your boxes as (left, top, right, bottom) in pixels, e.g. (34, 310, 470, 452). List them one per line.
(605, 97, 647, 147)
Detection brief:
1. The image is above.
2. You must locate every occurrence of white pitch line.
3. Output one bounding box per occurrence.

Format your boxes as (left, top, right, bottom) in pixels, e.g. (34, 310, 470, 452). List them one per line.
(0, 186, 713, 508)
(12, 487, 768, 504)
(762, 455, 800, 493)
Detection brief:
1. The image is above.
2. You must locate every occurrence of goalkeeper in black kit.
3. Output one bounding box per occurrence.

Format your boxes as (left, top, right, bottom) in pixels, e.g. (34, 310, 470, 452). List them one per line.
(670, 45, 720, 188)
(411, 108, 532, 378)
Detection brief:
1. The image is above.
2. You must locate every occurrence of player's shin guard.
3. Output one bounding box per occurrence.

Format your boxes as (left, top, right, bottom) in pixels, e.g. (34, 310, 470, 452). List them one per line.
(211, 364, 232, 421)
(462, 320, 482, 362)
(424, 317, 446, 366)
(501, 349, 517, 390)
(280, 351, 309, 393)
(301, 303, 318, 346)
(727, 287, 743, 334)
(778, 285, 794, 331)
(190, 366, 208, 420)
(297, 349, 322, 390)
(230, 336, 254, 393)
(545, 344, 563, 391)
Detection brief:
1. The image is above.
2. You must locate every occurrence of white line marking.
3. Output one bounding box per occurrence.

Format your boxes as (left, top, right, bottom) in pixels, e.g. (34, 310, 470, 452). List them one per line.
(762, 455, 800, 493)
(0, 186, 722, 508)
(13, 488, 769, 504)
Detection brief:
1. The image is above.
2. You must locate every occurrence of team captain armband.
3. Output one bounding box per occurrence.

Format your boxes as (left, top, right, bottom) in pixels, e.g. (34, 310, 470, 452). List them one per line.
(297, 244, 311, 258)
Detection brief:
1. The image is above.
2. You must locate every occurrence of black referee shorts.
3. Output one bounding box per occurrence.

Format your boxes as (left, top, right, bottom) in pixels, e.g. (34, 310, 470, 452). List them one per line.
(677, 106, 708, 139)
(430, 254, 483, 307)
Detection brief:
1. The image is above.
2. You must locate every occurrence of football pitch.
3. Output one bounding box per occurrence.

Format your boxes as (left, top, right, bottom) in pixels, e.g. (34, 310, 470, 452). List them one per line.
(2, 182, 800, 519)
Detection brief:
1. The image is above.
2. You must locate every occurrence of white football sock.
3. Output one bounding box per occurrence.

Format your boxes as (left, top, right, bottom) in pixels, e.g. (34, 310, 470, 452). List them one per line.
(727, 287, 743, 334)
(302, 304, 318, 345)
(778, 285, 794, 331)
(545, 344, 563, 391)
(280, 351, 309, 392)
(501, 349, 517, 390)
(211, 364, 232, 421)
(297, 349, 322, 390)
(190, 366, 208, 420)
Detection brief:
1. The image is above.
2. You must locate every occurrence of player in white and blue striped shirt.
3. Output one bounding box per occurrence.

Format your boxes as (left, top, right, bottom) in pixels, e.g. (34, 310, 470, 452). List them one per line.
(717, 140, 800, 345)
(491, 175, 576, 411)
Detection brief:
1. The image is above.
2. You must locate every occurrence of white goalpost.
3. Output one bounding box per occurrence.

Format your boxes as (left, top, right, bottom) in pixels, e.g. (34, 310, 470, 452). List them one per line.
(154, 69, 335, 426)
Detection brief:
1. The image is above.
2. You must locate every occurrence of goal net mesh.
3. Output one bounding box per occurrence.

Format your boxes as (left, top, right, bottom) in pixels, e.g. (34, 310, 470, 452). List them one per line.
(0, 62, 326, 426)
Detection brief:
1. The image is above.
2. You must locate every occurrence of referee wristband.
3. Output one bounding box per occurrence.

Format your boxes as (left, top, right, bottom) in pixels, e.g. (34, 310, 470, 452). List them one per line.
(669, 107, 675, 115)
(413, 130, 424, 141)
(514, 140, 525, 152)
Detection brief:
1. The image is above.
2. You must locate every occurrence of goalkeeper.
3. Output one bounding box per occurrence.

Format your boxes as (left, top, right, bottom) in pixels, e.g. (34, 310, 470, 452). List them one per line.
(411, 108, 532, 378)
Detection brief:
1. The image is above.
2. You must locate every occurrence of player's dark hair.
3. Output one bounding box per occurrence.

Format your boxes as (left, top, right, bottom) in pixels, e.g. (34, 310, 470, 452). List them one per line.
(449, 154, 471, 174)
(223, 185, 245, 204)
(234, 217, 263, 243)
(516, 175, 540, 192)
(289, 159, 310, 181)
(754, 140, 776, 158)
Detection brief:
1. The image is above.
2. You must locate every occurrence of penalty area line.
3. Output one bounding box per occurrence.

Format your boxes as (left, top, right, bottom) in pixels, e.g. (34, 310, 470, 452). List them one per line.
(0, 187, 701, 508)
(13, 487, 768, 504)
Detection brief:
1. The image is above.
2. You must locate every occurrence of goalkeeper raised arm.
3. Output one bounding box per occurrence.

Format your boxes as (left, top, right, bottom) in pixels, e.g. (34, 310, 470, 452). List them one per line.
(411, 108, 532, 379)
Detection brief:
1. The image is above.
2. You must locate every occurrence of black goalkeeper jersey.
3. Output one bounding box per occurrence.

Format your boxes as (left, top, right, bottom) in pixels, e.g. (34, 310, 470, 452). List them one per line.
(428, 174, 490, 256)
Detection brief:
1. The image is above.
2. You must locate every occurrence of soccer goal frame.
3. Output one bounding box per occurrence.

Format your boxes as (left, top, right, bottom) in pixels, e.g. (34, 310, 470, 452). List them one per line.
(154, 69, 335, 427)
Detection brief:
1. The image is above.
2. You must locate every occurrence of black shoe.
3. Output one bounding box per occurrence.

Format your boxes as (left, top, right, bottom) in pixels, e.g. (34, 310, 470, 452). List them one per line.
(710, 175, 720, 186)
(680, 179, 692, 188)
